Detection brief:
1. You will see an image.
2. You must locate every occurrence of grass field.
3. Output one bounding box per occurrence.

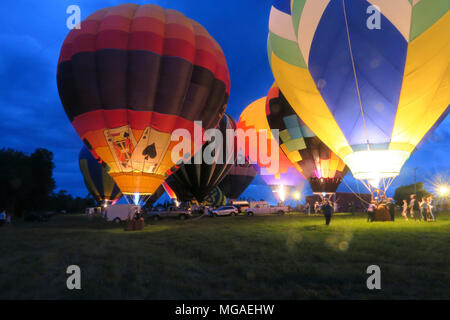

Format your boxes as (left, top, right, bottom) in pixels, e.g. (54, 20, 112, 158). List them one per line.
(0, 211, 449, 299)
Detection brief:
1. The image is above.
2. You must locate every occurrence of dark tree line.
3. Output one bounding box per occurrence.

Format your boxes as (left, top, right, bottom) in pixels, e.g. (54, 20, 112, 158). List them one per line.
(393, 182, 431, 205)
(0, 148, 94, 217)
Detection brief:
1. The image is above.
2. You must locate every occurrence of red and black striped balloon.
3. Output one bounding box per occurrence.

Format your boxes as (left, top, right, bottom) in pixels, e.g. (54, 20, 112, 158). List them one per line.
(57, 4, 230, 197)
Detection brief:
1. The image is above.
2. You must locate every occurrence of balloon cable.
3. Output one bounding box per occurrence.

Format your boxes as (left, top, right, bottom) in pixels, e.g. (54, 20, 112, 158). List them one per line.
(342, 0, 370, 149)
(342, 177, 371, 205)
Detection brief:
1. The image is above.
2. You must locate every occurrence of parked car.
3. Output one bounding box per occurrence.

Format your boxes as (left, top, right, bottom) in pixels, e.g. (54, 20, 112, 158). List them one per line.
(244, 202, 288, 216)
(211, 206, 239, 217)
(146, 206, 192, 221)
(229, 201, 249, 213)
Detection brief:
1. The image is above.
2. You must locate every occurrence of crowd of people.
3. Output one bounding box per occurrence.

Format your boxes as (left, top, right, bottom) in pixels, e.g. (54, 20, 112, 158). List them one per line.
(403, 194, 436, 222)
(366, 194, 436, 222)
(303, 193, 439, 226)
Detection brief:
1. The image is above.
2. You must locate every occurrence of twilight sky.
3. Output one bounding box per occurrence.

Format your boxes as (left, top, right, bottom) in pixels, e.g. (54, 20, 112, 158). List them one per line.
(0, 0, 448, 203)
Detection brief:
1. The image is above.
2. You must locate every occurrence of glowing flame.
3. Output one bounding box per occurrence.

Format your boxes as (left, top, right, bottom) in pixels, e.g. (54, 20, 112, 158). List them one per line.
(278, 185, 286, 202)
(133, 193, 140, 206)
(368, 176, 380, 189)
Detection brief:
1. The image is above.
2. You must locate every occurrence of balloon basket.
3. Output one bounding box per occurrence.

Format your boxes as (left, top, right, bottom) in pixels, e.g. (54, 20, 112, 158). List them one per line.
(373, 205, 391, 222)
(124, 219, 145, 231)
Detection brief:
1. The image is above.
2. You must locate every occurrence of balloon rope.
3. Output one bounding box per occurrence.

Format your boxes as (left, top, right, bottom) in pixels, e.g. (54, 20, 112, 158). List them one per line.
(342, 0, 370, 148)
(342, 177, 371, 205)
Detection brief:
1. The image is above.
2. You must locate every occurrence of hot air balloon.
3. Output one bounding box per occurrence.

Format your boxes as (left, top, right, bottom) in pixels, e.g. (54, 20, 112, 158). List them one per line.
(57, 4, 230, 205)
(218, 159, 258, 200)
(203, 186, 227, 207)
(79, 146, 122, 205)
(165, 113, 237, 202)
(238, 97, 304, 202)
(146, 184, 165, 207)
(146, 181, 179, 207)
(268, 0, 449, 192)
(266, 84, 349, 195)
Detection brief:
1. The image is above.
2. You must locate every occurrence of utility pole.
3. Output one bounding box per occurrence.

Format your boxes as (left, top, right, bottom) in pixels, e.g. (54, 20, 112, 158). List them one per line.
(414, 167, 417, 196)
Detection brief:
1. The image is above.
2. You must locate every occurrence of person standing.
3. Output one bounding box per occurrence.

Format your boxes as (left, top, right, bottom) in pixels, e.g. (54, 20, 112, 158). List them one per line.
(387, 198, 395, 221)
(367, 202, 376, 222)
(427, 196, 435, 221)
(333, 201, 338, 214)
(305, 203, 311, 216)
(0, 210, 5, 226)
(419, 197, 428, 221)
(314, 202, 319, 214)
(409, 194, 419, 220)
(349, 201, 355, 216)
(401, 199, 409, 221)
(322, 200, 333, 226)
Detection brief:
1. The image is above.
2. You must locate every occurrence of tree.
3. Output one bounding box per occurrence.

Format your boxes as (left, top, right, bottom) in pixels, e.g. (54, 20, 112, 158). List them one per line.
(29, 148, 56, 210)
(393, 182, 431, 205)
(47, 190, 95, 213)
(0, 148, 55, 216)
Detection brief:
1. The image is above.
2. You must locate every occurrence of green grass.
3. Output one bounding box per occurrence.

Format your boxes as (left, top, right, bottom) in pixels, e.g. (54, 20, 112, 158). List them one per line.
(0, 211, 449, 299)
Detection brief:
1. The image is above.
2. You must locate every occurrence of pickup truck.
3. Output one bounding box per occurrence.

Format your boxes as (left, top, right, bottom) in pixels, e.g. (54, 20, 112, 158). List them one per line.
(244, 204, 289, 216)
(146, 206, 192, 221)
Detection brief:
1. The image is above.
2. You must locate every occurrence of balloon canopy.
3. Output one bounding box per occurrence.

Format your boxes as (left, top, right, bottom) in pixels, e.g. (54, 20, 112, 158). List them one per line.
(58, 4, 230, 203)
(146, 184, 166, 207)
(203, 186, 227, 207)
(238, 97, 304, 201)
(268, 0, 449, 190)
(218, 159, 258, 200)
(266, 84, 349, 194)
(165, 113, 237, 202)
(78, 146, 122, 204)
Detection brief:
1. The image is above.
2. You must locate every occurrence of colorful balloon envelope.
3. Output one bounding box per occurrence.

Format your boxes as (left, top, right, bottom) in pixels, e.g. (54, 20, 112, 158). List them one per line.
(218, 159, 258, 200)
(165, 114, 237, 202)
(238, 97, 304, 201)
(57, 4, 230, 204)
(266, 84, 349, 194)
(79, 146, 122, 204)
(146, 184, 166, 207)
(203, 186, 227, 207)
(268, 0, 449, 191)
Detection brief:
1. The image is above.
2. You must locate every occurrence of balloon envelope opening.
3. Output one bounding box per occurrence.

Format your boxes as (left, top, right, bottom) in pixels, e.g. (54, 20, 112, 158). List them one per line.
(124, 193, 151, 206)
(343, 149, 410, 181)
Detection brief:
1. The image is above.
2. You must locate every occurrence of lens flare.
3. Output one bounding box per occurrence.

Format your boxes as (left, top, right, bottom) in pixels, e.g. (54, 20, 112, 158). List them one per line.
(439, 186, 449, 197)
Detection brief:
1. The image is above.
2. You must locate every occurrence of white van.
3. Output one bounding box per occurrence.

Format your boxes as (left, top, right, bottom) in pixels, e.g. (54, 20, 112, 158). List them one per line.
(105, 204, 140, 222)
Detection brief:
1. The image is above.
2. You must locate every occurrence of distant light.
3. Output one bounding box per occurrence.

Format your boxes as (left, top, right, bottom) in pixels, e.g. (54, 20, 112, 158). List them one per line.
(293, 191, 301, 200)
(439, 186, 449, 197)
(322, 192, 326, 197)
